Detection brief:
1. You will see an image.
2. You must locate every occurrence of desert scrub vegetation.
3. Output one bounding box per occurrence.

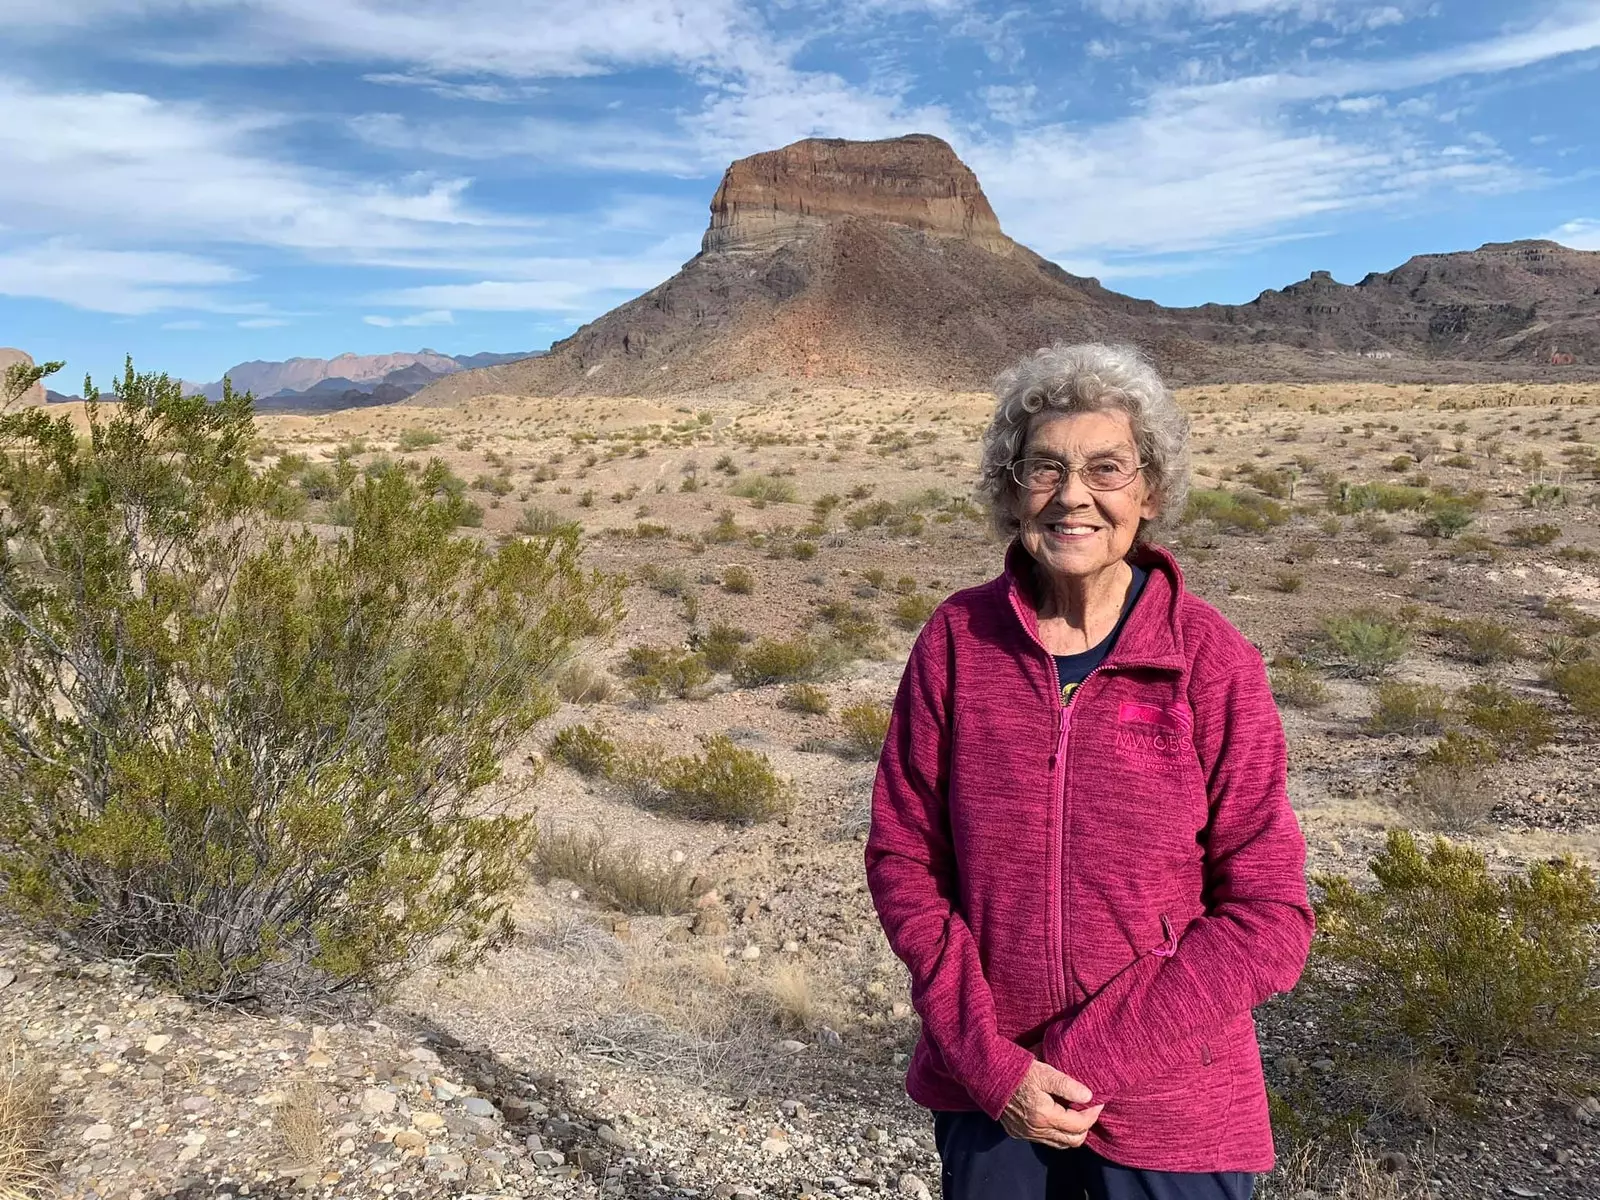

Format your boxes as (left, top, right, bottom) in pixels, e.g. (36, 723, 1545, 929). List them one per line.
(547, 723, 618, 778)
(653, 735, 794, 824)
(1550, 659, 1600, 719)
(692, 621, 750, 672)
(0, 1040, 53, 1199)
(839, 703, 891, 760)
(620, 644, 711, 702)
(1430, 617, 1520, 665)
(780, 684, 830, 715)
(721, 564, 755, 594)
(1269, 660, 1330, 709)
(1313, 831, 1600, 1103)
(530, 825, 691, 915)
(1314, 610, 1411, 677)
(1182, 487, 1287, 533)
(0, 364, 623, 1004)
(1364, 682, 1449, 735)
(729, 474, 797, 507)
(1454, 683, 1555, 758)
(396, 426, 443, 451)
(733, 636, 824, 686)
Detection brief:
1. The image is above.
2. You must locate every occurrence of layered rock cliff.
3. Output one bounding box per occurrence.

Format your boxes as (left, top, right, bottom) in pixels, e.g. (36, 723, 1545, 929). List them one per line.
(0, 348, 46, 406)
(701, 134, 1013, 256)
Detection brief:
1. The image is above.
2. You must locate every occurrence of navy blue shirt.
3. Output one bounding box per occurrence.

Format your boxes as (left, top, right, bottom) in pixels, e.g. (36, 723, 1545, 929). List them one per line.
(1052, 564, 1148, 707)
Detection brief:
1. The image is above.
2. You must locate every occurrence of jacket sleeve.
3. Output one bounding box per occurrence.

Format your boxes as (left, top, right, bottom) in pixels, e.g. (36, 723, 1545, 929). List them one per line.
(1041, 646, 1313, 1100)
(864, 615, 1036, 1120)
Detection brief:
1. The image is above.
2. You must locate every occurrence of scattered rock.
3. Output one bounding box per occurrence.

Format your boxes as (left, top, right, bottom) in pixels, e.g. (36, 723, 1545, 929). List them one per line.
(898, 1171, 932, 1200)
(360, 1087, 398, 1116)
(81, 1123, 114, 1143)
(692, 909, 730, 937)
(1377, 1151, 1407, 1174)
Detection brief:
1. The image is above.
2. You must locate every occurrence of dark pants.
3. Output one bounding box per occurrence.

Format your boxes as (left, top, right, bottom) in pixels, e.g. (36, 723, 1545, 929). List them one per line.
(934, 1111, 1254, 1200)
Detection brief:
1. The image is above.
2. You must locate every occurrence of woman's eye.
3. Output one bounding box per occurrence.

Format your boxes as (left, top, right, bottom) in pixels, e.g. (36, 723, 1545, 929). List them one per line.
(1088, 462, 1121, 477)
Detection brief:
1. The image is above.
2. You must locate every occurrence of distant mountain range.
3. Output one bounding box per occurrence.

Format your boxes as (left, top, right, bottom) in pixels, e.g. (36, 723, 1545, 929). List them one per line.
(188, 350, 540, 409)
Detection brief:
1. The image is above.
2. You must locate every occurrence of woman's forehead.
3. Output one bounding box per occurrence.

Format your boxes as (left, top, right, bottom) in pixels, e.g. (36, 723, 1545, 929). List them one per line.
(1024, 409, 1136, 452)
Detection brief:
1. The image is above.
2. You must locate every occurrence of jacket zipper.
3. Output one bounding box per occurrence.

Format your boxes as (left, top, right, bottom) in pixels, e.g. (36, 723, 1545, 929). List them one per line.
(1057, 659, 1110, 1013)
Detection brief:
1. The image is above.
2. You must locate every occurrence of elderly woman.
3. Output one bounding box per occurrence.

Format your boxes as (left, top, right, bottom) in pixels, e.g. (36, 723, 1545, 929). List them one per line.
(865, 343, 1313, 1200)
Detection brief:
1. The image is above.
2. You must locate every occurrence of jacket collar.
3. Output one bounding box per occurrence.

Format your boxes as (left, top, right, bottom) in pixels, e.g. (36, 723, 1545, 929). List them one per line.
(1000, 538, 1188, 673)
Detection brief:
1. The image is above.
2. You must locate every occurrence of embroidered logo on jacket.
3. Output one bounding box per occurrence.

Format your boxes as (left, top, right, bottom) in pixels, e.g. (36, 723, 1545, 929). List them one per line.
(1114, 701, 1194, 756)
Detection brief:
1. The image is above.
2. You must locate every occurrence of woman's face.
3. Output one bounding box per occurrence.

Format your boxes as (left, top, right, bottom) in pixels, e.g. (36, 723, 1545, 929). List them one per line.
(1014, 408, 1159, 581)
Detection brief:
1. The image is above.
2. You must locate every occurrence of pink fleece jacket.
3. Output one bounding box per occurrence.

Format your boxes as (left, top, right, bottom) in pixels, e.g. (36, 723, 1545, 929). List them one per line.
(864, 540, 1313, 1173)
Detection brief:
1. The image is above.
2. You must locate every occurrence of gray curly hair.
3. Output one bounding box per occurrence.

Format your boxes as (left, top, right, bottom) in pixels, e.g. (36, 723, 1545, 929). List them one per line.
(978, 342, 1191, 544)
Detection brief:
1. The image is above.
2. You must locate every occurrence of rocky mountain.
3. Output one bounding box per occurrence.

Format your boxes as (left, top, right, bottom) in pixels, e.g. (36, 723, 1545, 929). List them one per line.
(194, 350, 537, 404)
(0, 347, 46, 406)
(415, 134, 1600, 401)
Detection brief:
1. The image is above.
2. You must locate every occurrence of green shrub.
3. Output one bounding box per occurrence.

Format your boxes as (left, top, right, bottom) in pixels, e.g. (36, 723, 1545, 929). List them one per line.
(780, 684, 830, 715)
(733, 637, 822, 686)
(1313, 831, 1600, 1085)
(1328, 481, 1430, 515)
(1551, 660, 1600, 718)
(655, 735, 793, 823)
(839, 703, 891, 760)
(530, 825, 690, 915)
(814, 600, 883, 653)
(722, 564, 756, 594)
(621, 645, 710, 701)
(1540, 635, 1591, 669)
(517, 505, 580, 538)
(547, 724, 618, 778)
(1433, 618, 1520, 665)
(730, 474, 797, 507)
(892, 592, 938, 630)
(0, 365, 623, 1004)
(1317, 610, 1410, 677)
(1418, 503, 1474, 539)
(1506, 523, 1561, 548)
(397, 426, 443, 451)
(694, 622, 750, 672)
(1182, 487, 1288, 533)
(1456, 683, 1555, 757)
(1365, 682, 1449, 735)
(1269, 662, 1330, 709)
(1271, 571, 1304, 594)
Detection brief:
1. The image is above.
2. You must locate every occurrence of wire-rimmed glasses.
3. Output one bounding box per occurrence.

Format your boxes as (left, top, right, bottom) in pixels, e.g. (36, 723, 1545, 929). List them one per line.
(1009, 456, 1146, 493)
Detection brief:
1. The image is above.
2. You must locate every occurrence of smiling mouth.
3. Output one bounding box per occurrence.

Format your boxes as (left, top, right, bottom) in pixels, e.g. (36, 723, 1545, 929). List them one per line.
(1044, 522, 1100, 538)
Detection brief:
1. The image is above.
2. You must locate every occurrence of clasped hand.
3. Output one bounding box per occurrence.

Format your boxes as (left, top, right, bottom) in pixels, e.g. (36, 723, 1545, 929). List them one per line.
(1000, 1060, 1103, 1149)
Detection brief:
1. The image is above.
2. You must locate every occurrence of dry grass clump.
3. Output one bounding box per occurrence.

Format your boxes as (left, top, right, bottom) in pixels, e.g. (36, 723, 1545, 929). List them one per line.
(721, 564, 755, 594)
(1271, 571, 1304, 594)
(555, 657, 615, 704)
(275, 1081, 327, 1166)
(764, 962, 821, 1033)
(531, 825, 691, 915)
(1364, 682, 1449, 735)
(780, 684, 830, 715)
(839, 703, 891, 760)
(1402, 760, 1494, 832)
(1262, 1138, 1431, 1200)
(1270, 660, 1330, 709)
(0, 1043, 52, 1199)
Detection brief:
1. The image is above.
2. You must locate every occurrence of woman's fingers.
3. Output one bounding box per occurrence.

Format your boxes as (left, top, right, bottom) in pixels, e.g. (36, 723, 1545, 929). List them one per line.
(1035, 1063, 1094, 1106)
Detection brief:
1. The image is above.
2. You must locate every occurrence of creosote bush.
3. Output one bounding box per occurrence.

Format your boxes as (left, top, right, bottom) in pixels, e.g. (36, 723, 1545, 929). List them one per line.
(1455, 683, 1554, 757)
(891, 592, 938, 631)
(733, 637, 822, 686)
(1365, 682, 1449, 735)
(722, 564, 755, 594)
(0, 364, 622, 1005)
(655, 735, 794, 824)
(694, 622, 750, 672)
(547, 724, 617, 778)
(1314, 831, 1600, 1092)
(1432, 618, 1520, 665)
(1551, 660, 1600, 718)
(1269, 661, 1330, 709)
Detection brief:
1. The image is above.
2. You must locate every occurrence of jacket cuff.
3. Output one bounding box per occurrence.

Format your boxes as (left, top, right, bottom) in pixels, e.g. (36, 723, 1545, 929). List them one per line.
(970, 1037, 1036, 1121)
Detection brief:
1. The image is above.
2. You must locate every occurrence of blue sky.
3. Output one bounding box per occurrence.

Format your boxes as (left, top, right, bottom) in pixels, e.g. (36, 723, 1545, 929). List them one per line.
(1, 0, 1598, 386)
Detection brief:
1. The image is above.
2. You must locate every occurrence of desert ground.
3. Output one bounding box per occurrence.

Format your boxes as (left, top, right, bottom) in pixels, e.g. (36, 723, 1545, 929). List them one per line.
(8, 378, 1600, 1200)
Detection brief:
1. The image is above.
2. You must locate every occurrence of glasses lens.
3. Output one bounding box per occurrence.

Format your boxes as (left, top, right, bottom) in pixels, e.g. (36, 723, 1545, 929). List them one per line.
(1084, 460, 1137, 490)
(1013, 459, 1063, 490)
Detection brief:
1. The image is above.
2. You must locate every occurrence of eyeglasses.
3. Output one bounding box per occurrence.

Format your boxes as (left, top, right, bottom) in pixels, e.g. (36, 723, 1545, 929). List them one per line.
(1009, 456, 1145, 493)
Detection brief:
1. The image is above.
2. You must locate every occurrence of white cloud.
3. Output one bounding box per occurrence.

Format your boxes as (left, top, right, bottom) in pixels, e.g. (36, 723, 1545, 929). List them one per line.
(0, 241, 244, 313)
(347, 112, 704, 175)
(375, 248, 692, 311)
(360, 72, 546, 103)
(1547, 218, 1600, 250)
(161, 319, 207, 330)
(363, 309, 455, 327)
(237, 317, 292, 328)
(0, 77, 543, 267)
(0, 0, 762, 80)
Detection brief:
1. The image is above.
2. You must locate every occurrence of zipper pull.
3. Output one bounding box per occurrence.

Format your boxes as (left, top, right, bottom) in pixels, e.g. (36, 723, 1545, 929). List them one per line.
(1153, 913, 1178, 958)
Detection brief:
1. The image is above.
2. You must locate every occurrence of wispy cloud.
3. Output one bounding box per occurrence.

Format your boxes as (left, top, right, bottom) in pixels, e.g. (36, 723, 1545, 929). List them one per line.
(363, 309, 455, 326)
(0, 240, 244, 313)
(237, 317, 292, 328)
